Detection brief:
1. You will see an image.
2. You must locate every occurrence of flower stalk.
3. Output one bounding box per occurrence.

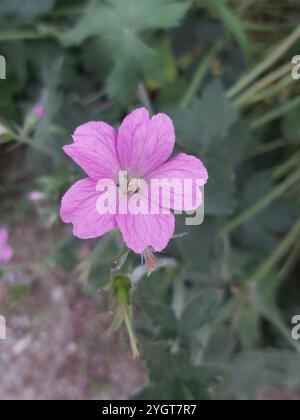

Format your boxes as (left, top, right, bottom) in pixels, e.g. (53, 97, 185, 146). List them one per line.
(109, 275, 140, 359)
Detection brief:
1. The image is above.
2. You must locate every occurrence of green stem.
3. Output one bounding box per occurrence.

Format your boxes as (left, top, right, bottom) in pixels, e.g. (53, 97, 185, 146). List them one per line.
(221, 167, 300, 235)
(233, 62, 291, 107)
(83, 89, 105, 106)
(250, 138, 287, 157)
(259, 303, 300, 353)
(279, 242, 300, 279)
(249, 284, 300, 353)
(180, 41, 224, 109)
(14, 134, 57, 159)
(117, 285, 139, 359)
(266, 313, 300, 354)
(111, 245, 130, 274)
(251, 95, 300, 130)
(241, 74, 293, 106)
(249, 217, 300, 284)
(208, 0, 251, 61)
(243, 21, 284, 32)
(0, 29, 56, 42)
(272, 151, 300, 180)
(227, 25, 300, 98)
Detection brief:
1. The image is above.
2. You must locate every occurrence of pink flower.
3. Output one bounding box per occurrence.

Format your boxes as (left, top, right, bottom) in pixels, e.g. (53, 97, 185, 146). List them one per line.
(32, 104, 45, 119)
(0, 228, 13, 263)
(60, 108, 208, 254)
(28, 191, 44, 202)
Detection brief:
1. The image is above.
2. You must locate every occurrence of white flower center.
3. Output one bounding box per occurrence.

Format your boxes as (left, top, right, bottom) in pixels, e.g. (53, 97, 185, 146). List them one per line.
(118, 171, 141, 196)
(128, 178, 141, 195)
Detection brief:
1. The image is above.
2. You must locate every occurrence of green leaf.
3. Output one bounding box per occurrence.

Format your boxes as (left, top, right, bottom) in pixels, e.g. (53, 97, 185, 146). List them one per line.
(222, 350, 300, 400)
(243, 172, 297, 233)
(139, 298, 178, 333)
(281, 105, 300, 143)
(236, 172, 298, 255)
(134, 378, 211, 400)
(135, 269, 178, 337)
(0, 0, 56, 20)
(144, 39, 178, 89)
(176, 217, 221, 273)
(235, 307, 260, 349)
(256, 271, 281, 316)
(61, 0, 189, 47)
(202, 122, 252, 216)
(172, 80, 239, 151)
(105, 46, 151, 104)
(180, 289, 222, 331)
(205, 0, 251, 61)
(203, 326, 237, 364)
(204, 150, 237, 216)
(133, 339, 216, 400)
(60, 0, 189, 102)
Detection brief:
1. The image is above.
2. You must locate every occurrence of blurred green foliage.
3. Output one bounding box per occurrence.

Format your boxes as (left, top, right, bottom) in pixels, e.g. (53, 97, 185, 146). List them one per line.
(1, 0, 300, 400)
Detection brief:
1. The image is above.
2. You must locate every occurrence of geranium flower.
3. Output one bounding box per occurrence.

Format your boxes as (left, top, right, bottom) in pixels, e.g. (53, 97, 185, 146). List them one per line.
(60, 108, 208, 258)
(0, 228, 13, 263)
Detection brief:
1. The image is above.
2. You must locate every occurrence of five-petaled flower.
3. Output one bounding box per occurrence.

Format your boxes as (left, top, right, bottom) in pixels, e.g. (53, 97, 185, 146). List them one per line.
(60, 108, 208, 256)
(0, 228, 13, 263)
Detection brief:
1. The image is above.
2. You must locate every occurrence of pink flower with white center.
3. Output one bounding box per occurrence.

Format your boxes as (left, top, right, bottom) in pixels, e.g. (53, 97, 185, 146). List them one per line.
(32, 104, 45, 119)
(60, 108, 208, 257)
(0, 228, 13, 263)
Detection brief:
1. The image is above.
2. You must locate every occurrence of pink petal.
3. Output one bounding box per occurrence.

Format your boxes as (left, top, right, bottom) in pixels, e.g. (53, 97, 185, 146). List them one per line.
(146, 153, 208, 211)
(117, 108, 175, 177)
(116, 213, 175, 254)
(60, 178, 117, 239)
(0, 245, 13, 263)
(64, 122, 120, 181)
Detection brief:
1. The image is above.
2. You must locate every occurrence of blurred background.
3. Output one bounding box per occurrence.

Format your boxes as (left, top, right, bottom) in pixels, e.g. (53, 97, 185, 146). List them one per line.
(1, 0, 300, 400)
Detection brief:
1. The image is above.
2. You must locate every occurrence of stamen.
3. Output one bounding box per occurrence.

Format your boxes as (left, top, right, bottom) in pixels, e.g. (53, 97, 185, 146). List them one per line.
(128, 178, 141, 195)
(142, 247, 164, 276)
(118, 171, 141, 196)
